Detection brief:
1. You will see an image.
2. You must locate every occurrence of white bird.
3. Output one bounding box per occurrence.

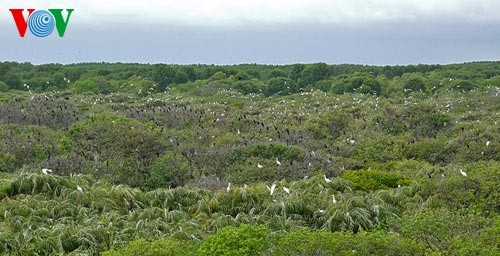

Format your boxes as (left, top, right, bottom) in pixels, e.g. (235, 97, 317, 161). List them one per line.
(41, 168, 52, 175)
(266, 183, 276, 195)
(283, 186, 290, 194)
(77, 186, 83, 192)
(324, 175, 332, 183)
(459, 169, 467, 177)
(276, 157, 281, 166)
(237, 129, 241, 135)
(397, 184, 401, 188)
(257, 163, 264, 169)
(226, 182, 231, 192)
(486, 141, 490, 147)
(332, 195, 337, 204)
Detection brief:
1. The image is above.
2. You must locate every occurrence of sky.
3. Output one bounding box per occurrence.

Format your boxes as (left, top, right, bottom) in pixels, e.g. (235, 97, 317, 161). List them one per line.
(1, 0, 499, 65)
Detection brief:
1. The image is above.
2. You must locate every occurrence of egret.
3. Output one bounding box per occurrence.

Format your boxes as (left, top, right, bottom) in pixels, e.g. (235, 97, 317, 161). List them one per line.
(266, 183, 276, 195)
(283, 186, 290, 194)
(41, 168, 52, 175)
(332, 195, 337, 204)
(276, 157, 281, 166)
(257, 163, 264, 169)
(77, 186, 83, 192)
(324, 175, 332, 183)
(227, 182, 231, 192)
(459, 169, 467, 177)
(486, 141, 490, 147)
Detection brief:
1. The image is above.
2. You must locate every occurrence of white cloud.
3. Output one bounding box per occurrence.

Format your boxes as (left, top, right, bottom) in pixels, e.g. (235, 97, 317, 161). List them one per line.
(3, 0, 500, 26)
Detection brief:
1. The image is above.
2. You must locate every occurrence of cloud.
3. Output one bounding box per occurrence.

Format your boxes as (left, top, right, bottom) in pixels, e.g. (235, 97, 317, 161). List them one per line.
(3, 0, 500, 26)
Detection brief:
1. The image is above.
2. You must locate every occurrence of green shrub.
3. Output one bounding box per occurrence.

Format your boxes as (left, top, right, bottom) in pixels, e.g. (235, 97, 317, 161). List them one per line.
(103, 238, 193, 256)
(270, 229, 428, 256)
(342, 170, 411, 191)
(197, 224, 270, 256)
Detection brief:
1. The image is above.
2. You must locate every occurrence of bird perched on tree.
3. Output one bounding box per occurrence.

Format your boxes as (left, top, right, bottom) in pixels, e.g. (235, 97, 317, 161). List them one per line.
(257, 163, 264, 169)
(459, 169, 467, 177)
(276, 157, 281, 166)
(283, 186, 290, 194)
(226, 182, 231, 192)
(266, 183, 276, 195)
(41, 168, 52, 175)
(324, 175, 332, 183)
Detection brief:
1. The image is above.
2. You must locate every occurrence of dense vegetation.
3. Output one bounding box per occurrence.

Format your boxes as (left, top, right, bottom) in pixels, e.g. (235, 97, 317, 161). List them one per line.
(0, 61, 499, 255)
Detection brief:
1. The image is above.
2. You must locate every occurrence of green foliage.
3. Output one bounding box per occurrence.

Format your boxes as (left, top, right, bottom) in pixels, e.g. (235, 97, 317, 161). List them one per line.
(402, 73, 427, 93)
(69, 113, 166, 186)
(0, 153, 16, 172)
(232, 144, 304, 162)
(342, 170, 411, 191)
(330, 73, 382, 95)
(271, 229, 428, 255)
(197, 224, 270, 256)
(401, 208, 498, 254)
(0, 61, 499, 255)
(103, 238, 193, 256)
(265, 77, 297, 96)
(0, 81, 8, 92)
(143, 152, 193, 189)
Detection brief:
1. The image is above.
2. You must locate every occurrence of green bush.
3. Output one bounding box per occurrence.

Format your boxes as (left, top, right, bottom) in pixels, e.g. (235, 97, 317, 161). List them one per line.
(270, 229, 428, 256)
(103, 238, 193, 256)
(342, 170, 411, 191)
(197, 224, 270, 256)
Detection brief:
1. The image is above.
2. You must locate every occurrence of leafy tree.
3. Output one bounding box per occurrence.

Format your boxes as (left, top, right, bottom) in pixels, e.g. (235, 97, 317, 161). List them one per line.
(299, 62, 330, 86)
(402, 73, 427, 93)
(143, 152, 193, 189)
(265, 77, 296, 96)
(153, 64, 177, 90)
(0, 81, 8, 92)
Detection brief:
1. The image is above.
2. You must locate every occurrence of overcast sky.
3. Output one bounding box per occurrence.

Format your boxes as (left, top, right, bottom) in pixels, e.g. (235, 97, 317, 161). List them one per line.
(1, 0, 499, 65)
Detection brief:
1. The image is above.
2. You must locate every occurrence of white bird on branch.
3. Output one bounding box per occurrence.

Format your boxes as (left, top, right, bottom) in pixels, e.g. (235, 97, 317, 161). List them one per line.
(459, 169, 467, 177)
(41, 168, 53, 175)
(283, 186, 290, 194)
(324, 175, 332, 183)
(266, 183, 276, 195)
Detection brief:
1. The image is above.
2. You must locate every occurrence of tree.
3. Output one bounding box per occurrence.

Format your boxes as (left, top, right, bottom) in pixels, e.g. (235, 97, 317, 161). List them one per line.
(153, 64, 176, 90)
(299, 62, 330, 86)
(143, 152, 193, 189)
(402, 74, 427, 93)
(265, 77, 296, 96)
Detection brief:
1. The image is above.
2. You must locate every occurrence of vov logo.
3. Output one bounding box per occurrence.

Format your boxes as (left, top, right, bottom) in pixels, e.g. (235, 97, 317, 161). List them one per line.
(10, 9, 74, 37)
